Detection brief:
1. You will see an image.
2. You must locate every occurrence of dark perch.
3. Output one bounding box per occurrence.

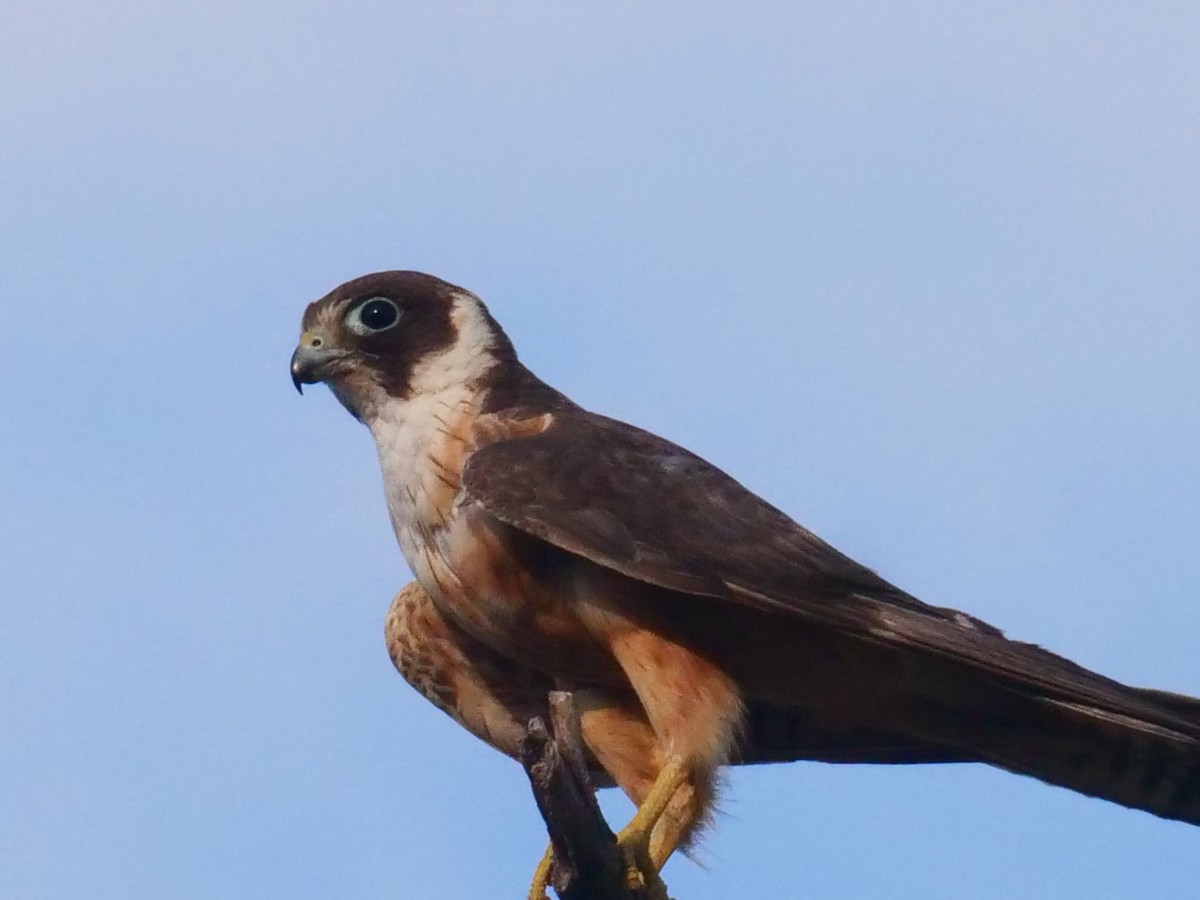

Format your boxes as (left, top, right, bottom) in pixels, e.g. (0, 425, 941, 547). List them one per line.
(520, 692, 666, 900)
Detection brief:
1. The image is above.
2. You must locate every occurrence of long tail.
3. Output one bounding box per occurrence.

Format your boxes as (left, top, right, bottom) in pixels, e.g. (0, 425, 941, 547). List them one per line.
(894, 663, 1200, 825)
(740, 682, 1200, 825)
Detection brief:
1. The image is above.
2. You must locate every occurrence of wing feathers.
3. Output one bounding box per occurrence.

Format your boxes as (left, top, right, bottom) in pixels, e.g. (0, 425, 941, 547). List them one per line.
(462, 408, 1200, 823)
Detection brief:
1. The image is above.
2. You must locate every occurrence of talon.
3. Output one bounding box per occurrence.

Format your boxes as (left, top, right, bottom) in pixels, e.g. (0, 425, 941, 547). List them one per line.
(619, 838, 649, 890)
(530, 759, 688, 900)
(615, 834, 669, 900)
(601, 757, 689, 899)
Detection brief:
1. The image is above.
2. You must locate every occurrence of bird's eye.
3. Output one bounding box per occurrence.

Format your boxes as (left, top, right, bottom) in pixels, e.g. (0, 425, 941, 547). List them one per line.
(347, 297, 401, 335)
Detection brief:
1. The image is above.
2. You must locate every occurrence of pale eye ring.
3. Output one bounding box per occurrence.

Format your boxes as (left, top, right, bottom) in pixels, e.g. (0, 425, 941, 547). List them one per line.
(346, 297, 401, 334)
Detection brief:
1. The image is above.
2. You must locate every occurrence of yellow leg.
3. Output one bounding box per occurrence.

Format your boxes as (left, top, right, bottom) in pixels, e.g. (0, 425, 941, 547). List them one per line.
(614, 758, 689, 899)
(528, 842, 554, 900)
(616, 758, 688, 846)
(647, 792, 693, 872)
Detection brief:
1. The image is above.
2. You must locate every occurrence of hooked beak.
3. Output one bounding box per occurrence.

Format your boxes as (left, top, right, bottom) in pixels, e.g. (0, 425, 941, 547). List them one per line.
(290, 331, 335, 394)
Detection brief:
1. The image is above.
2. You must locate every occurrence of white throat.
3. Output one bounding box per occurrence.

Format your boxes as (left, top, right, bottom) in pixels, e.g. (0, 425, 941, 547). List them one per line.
(361, 293, 499, 553)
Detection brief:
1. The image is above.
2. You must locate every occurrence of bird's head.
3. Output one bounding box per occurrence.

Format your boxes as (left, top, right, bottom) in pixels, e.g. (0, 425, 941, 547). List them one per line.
(290, 271, 514, 421)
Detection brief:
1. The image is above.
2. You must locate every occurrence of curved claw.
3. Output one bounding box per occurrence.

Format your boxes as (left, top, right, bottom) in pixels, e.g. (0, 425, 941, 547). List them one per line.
(616, 836, 671, 900)
(529, 759, 689, 899)
(531, 840, 670, 900)
(611, 757, 689, 900)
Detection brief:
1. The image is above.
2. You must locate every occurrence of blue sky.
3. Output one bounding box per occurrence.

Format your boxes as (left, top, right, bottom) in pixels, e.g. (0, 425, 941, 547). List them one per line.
(3, 3, 1199, 898)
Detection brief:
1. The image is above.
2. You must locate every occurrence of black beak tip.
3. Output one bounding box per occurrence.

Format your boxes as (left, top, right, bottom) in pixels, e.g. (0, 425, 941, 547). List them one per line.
(290, 348, 307, 395)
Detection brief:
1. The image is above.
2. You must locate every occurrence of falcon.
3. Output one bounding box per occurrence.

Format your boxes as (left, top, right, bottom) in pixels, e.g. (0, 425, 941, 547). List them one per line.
(292, 271, 1200, 896)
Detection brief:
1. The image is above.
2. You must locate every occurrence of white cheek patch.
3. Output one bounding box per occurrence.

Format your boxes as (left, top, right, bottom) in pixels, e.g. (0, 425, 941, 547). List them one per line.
(407, 293, 500, 397)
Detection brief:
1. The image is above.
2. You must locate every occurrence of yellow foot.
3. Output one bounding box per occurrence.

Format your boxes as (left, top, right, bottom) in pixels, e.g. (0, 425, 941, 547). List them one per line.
(529, 836, 671, 900)
(615, 829, 670, 900)
(528, 843, 554, 900)
(529, 756, 687, 899)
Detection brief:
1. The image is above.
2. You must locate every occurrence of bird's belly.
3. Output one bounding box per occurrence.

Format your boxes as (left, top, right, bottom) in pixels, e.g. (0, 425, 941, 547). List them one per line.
(400, 510, 622, 686)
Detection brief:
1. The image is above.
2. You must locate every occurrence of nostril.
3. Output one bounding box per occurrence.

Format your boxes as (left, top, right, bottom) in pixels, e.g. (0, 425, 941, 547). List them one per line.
(309, 336, 323, 348)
